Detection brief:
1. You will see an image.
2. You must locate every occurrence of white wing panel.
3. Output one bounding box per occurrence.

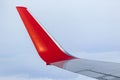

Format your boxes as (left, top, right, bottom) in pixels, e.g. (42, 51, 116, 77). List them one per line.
(51, 59, 120, 80)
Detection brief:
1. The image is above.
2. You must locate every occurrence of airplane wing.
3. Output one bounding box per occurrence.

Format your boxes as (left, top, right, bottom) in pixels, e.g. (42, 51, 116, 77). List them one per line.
(16, 6, 120, 80)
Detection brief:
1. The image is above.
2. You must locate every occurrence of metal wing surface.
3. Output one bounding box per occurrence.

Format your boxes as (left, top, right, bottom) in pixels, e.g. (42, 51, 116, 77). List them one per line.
(52, 58, 120, 80)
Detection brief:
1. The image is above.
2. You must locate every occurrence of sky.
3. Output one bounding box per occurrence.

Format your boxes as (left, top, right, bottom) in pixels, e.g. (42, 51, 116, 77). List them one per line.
(0, 0, 120, 80)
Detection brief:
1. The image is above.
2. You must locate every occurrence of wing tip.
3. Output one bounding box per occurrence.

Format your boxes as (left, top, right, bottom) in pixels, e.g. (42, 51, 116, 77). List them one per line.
(16, 6, 27, 9)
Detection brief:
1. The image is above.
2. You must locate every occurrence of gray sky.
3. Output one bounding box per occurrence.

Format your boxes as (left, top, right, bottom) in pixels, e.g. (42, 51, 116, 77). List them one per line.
(0, 0, 120, 80)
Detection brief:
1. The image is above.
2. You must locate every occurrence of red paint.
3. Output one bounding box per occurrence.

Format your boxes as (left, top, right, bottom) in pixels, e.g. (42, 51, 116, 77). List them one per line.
(16, 6, 75, 64)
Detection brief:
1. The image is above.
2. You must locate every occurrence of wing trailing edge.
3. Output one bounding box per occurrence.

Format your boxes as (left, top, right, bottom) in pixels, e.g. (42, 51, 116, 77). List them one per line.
(16, 6, 75, 65)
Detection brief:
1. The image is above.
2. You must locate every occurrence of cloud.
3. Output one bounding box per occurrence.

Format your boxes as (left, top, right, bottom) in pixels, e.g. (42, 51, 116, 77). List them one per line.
(0, 76, 52, 80)
(74, 76, 97, 80)
(73, 51, 120, 63)
(0, 75, 96, 80)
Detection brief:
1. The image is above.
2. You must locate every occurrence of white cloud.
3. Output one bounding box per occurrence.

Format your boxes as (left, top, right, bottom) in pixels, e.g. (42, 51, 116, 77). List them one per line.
(0, 76, 52, 80)
(73, 51, 120, 63)
(74, 76, 97, 80)
(0, 75, 97, 80)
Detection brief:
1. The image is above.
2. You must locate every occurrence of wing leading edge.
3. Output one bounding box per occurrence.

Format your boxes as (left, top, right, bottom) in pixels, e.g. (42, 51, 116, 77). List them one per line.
(16, 6, 120, 80)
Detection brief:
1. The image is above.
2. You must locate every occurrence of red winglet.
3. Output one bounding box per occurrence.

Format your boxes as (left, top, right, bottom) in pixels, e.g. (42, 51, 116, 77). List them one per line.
(16, 6, 75, 64)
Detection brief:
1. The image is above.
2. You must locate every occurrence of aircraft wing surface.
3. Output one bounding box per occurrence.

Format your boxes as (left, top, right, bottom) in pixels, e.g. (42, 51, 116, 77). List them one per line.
(52, 58, 120, 80)
(16, 6, 120, 80)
